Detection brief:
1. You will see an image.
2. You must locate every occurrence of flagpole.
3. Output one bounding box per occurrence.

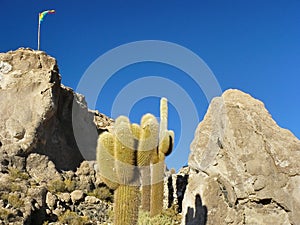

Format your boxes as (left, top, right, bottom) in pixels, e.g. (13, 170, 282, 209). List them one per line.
(38, 15, 41, 50)
(37, 10, 55, 50)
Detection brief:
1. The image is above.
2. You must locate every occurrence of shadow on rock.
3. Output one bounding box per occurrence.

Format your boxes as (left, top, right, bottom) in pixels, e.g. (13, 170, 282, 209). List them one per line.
(185, 194, 207, 225)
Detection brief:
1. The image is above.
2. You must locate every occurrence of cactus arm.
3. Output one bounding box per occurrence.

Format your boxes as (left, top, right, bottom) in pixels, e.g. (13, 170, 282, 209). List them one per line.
(138, 114, 159, 166)
(164, 130, 174, 156)
(150, 98, 175, 217)
(138, 114, 159, 212)
(114, 116, 136, 184)
(159, 97, 168, 134)
(96, 132, 119, 190)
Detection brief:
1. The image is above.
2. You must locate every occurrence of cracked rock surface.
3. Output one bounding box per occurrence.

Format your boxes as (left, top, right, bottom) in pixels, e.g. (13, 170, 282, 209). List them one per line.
(183, 89, 300, 225)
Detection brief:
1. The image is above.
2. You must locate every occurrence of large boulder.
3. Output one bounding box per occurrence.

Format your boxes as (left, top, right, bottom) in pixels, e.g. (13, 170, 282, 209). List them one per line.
(182, 89, 300, 225)
(0, 48, 112, 170)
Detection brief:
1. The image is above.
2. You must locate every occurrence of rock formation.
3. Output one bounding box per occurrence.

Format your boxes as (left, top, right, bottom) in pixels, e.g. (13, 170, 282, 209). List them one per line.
(182, 89, 300, 225)
(0, 48, 112, 170)
(1, 48, 299, 225)
(0, 48, 113, 224)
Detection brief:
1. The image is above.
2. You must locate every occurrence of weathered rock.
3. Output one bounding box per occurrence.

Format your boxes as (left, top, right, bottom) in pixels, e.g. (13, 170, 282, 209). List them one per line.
(85, 195, 100, 204)
(46, 192, 58, 210)
(182, 89, 300, 225)
(0, 48, 114, 224)
(70, 190, 85, 204)
(26, 153, 62, 184)
(0, 48, 81, 170)
(74, 161, 97, 191)
(164, 167, 189, 213)
(77, 200, 112, 223)
(57, 192, 71, 203)
(0, 48, 113, 171)
(91, 109, 114, 132)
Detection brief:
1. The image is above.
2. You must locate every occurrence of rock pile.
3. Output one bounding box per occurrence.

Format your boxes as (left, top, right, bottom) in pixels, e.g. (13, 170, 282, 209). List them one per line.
(0, 156, 112, 225)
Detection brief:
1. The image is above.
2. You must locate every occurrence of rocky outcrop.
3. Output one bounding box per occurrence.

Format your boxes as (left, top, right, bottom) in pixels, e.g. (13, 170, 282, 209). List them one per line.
(0, 48, 114, 224)
(0, 48, 112, 170)
(182, 89, 300, 225)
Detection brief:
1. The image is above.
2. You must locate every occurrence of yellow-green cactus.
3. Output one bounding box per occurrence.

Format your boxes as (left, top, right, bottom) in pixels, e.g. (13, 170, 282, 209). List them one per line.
(97, 116, 141, 225)
(114, 185, 140, 225)
(96, 97, 174, 223)
(138, 114, 159, 211)
(97, 132, 119, 190)
(150, 97, 174, 217)
(114, 116, 136, 184)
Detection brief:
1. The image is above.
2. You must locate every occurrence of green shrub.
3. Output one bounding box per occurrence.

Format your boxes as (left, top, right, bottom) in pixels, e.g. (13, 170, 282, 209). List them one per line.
(10, 183, 23, 192)
(138, 206, 181, 225)
(87, 186, 113, 202)
(1, 193, 24, 208)
(58, 210, 90, 225)
(47, 179, 66, 193)
(8, 167, 29, 180)
(64, 178, 76, 192)
(0, 208, 12, 221)
(8, 193, 24, 208)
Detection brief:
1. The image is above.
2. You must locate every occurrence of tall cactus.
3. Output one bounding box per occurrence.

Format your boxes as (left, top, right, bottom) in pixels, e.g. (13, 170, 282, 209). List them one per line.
(150, 97, 174, 217)
(96, 98, 174, 223)
(97, 116, 140, 225)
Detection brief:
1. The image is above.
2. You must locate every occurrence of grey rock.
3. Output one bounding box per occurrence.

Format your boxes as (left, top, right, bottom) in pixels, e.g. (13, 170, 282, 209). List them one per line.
(46, 192, 57, 209)
(77, 199, 112, 223)
(0, 48, 84, 170)
(0, 48, 114, 170)
(182, 89, 300, 225)
(164, 167, 189, 213)
(71, 190, 85, 204)
(85, 195, 100, 204)
(74, 161, 97, 192)
(0, 48, 114, 225)
(26, 153, 62, 184)
(57, 192, 71, 203)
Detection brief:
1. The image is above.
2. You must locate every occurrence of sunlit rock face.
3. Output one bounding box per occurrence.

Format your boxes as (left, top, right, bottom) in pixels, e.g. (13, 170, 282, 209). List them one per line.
(0, 48, 114, 171)
(0, 48, 114, 224)
(182, 89, 300, 225)
(0, 48, 84, 170)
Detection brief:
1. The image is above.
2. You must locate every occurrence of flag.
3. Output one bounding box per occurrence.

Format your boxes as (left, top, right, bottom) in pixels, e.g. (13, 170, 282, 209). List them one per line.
(39, 10, 55, 23)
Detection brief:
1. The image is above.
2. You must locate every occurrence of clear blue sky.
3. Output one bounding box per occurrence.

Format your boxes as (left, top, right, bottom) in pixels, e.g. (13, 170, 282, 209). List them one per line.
(1, 1, 299, 170)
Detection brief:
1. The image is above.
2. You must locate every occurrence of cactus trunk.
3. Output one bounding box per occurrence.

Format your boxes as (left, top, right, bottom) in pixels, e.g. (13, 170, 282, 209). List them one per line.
(150, 159, 165, 217)
(114, 185, 140, 225)
(150, 181, 164, 217)
(141, 184, 151, 211)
